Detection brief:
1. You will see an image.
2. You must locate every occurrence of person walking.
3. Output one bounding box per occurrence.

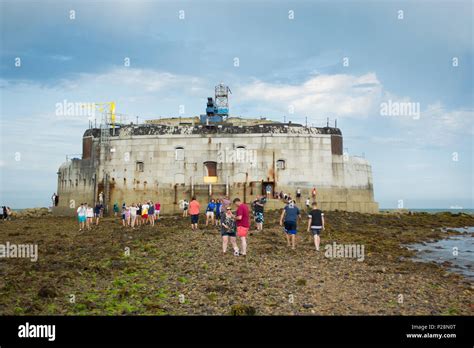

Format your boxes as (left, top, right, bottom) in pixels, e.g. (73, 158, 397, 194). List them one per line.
(280, 200, 301, 250)
(253, 195, 265, 232)
(94, 202, 102, 225)
(307, 202, 325, 251)
(233, 198, 250, 256)
(76, 203, 86, 231)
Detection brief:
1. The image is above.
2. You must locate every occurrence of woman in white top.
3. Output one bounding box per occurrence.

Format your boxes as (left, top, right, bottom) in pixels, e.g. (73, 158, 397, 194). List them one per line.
(86, 204, 94, 230)
(129, 203, 138, 228)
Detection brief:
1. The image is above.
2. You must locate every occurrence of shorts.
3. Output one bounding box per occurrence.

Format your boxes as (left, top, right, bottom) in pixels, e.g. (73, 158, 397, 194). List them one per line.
(237, 226, 249, 237)
(142, 214, 148, 219)
(296, 193, 301, 198)
(206, 211, 214, 217)
(221, 229, 236, 237)
(255, 212, 264, 223)
(155, 210, 160, 215)
(284, 221, 297, 235)
(183, 207, 188, 211)
(122, 214, 126, 220)
(94, 213, 100, 218)
(216, 212, 221, 220)
(78, 216, 86, 223)
(191, 214, 199, 224)
(311, 227, 322, 236)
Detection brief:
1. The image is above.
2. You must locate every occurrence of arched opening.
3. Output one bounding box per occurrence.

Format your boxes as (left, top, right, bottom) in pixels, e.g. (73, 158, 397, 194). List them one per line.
(236, 145, 246, 162)
(276, 159, 286, 170)
(175, 147, 185, 161)
(204, 161, 217, 183)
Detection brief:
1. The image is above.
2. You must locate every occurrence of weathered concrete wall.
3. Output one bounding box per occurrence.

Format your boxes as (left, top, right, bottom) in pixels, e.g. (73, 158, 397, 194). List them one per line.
(55, 124, 378, 216)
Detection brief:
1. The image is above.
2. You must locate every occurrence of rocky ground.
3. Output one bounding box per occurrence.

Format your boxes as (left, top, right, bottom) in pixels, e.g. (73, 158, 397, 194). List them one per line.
(0, 209, 472, 315)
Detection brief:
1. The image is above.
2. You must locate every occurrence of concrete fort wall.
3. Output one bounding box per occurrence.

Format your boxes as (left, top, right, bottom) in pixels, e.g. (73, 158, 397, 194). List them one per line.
(55, 127, 378, 215)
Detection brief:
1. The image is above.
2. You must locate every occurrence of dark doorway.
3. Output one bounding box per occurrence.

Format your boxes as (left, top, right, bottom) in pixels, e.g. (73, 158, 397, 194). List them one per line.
(262, 181, 275, 197)
(204, 161, 217, 177)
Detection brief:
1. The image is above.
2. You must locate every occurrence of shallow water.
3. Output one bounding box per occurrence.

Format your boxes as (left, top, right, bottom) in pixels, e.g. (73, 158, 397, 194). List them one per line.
(407, 226, 474, 281)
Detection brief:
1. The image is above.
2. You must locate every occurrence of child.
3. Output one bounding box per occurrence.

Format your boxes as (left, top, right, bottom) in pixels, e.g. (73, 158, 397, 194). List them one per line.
(86, 203, 94, 230)
(121, 203, 127, 227)
(154, 201, 161, 221)
(307, 202, 325, 251)
(279, 200, 300, 250)
(141, 201, 149, 225)
(182, 199, 189, 217)
(221, 207, 239, 256)
(77, 203, 86, 231)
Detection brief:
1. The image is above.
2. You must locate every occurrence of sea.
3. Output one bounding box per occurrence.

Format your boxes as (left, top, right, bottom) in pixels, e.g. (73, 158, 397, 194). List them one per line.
(380, 208, 474, 214)
(406, 227, 474, 281)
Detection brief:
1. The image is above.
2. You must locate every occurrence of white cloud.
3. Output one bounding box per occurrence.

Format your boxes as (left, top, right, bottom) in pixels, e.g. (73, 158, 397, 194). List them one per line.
(235, 73, 383, 118)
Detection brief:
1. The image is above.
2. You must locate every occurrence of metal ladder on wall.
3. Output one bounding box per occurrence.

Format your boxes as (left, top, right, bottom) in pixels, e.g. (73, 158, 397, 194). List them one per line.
(99, 110, 110, 214)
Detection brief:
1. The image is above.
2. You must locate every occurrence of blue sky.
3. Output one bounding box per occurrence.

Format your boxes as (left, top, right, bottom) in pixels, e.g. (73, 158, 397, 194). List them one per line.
(0, 0, 472, 209)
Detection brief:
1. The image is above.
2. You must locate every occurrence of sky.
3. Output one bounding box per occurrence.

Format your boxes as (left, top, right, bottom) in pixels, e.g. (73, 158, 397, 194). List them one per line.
(0, 0, 472, 209)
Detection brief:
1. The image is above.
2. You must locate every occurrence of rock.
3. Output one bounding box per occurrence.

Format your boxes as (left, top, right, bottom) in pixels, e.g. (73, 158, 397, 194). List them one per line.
(296, 279, 307, 286)
(303, 303, 314, 309)
(230, 304, 256, 316)
(37, 286, 58, 298)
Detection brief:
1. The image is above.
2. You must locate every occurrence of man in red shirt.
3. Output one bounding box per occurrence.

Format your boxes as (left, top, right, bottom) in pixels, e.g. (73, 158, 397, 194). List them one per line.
(233, 198, 250, 256)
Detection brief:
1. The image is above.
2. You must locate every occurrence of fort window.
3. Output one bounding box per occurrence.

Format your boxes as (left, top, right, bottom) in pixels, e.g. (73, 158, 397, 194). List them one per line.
(236, 146, 246, 161)
(204, 161, 218, 183)
(136, 161, 144, 172)
(276, 159, 286, 170)
(175, 147, 185, 161)
(204, 161, 217, 176)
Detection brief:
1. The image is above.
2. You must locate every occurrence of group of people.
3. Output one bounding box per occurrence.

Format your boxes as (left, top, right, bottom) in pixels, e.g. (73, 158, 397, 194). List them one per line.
(279, 200, 325, 251)
(272, 187, 318, 206)
(115, 201, 161, 228)
(183, 196, 250, 255)
(187, 194, 324, 255)
(76, 202, 104, 231)
(1, 206, 12, 221)
(75, 192, 325, 254)
(51, 193, 59, 207)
